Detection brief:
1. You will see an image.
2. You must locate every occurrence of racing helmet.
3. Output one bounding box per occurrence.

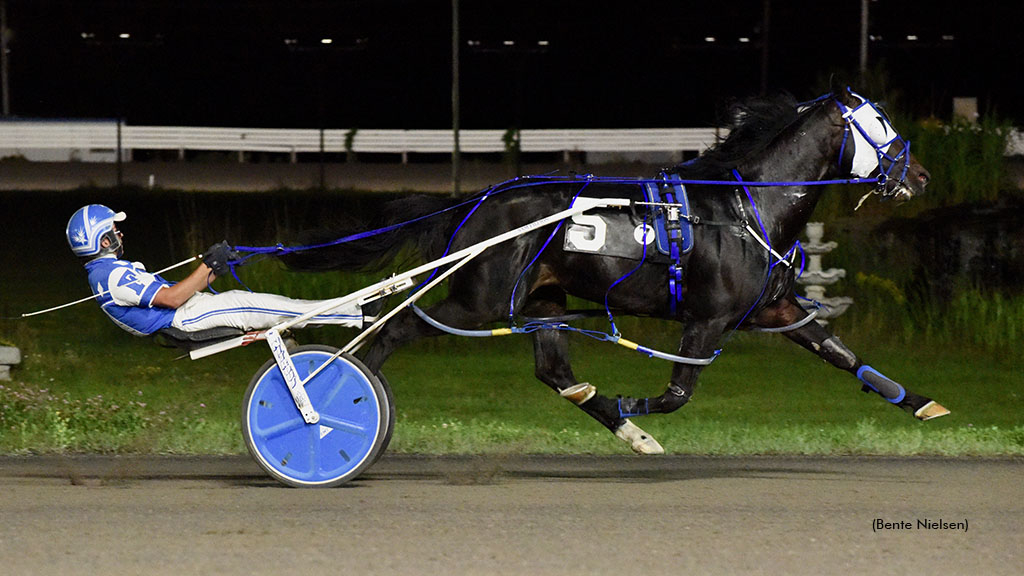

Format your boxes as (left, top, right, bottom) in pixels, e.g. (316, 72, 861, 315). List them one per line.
(66, 204, 126, 259)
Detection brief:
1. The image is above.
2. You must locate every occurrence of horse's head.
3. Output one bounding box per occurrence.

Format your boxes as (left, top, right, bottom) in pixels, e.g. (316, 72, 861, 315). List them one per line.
(834, 88, 930, 204)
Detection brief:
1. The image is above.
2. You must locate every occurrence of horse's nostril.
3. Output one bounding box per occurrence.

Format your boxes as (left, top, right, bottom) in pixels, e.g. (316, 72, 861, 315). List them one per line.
(919, 171, 931, 186)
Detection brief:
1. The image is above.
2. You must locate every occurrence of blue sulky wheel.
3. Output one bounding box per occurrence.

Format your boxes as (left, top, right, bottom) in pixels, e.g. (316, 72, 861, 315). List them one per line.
(241, 345, 392, 488)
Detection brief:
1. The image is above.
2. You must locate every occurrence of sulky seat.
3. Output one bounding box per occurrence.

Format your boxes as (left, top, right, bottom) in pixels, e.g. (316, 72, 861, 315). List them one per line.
(154, 326, 246, 352)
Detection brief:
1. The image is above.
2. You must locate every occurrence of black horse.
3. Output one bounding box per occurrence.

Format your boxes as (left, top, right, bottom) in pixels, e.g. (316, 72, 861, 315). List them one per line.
(284, 88, 948, 453)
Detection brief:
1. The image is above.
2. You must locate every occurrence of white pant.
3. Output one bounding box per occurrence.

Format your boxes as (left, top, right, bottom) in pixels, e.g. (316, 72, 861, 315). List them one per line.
(171, 290, 362, 332)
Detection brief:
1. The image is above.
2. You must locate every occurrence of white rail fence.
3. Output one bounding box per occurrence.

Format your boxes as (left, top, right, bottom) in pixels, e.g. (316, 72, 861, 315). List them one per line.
(2, 120, 1022, 164)
(0, 120, 724, 163)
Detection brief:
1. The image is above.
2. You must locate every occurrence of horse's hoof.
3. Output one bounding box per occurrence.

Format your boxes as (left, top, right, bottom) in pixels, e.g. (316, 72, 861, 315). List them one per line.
(614, 419, 664, 455)
(560, 382, 597, 405)
(914, 401, 950, 421)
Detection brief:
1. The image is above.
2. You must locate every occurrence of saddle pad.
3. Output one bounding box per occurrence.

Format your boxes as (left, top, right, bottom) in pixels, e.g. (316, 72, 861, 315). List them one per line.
(562, 210, 667, 261)
(562, 174, 694, 261)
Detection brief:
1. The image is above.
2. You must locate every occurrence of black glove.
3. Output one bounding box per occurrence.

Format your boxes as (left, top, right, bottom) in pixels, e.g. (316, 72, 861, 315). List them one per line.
(202, 240, 238, 276)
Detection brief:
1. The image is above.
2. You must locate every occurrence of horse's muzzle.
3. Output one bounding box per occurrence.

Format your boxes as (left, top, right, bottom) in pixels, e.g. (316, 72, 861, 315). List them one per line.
(890, 184, 915, 203)
(884, 153, 930, 203)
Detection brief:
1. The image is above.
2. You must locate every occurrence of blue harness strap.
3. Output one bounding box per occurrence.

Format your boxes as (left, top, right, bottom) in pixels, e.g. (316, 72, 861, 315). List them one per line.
(642, 173, 694, 315)
(658, 172, 695, 254)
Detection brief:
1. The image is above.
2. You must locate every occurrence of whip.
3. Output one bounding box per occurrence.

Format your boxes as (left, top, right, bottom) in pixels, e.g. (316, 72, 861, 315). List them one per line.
(19, 255, 200, 318)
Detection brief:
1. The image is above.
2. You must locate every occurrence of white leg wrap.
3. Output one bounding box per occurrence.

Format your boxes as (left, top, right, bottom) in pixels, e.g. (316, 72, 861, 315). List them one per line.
(614, 419, 665, 455)
(560, 382, 597, 405)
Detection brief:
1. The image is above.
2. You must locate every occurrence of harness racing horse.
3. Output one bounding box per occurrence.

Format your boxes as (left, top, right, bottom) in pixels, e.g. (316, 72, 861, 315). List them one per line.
(284, 88, 949, 454)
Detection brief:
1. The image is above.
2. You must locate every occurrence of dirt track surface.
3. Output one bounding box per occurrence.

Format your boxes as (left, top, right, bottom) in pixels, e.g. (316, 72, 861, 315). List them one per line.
(1, 455, 1020, 576)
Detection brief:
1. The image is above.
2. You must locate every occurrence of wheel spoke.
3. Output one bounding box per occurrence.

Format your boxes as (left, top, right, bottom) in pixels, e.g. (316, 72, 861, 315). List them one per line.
(309, 424, 322, 473)
(317, 414, 372, 438)
(315, 371, 357, 408)
(253, 416, 306, 441)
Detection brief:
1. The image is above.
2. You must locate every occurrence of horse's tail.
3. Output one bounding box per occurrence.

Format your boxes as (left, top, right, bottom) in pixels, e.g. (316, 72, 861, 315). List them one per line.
(279, 194, 460, 272)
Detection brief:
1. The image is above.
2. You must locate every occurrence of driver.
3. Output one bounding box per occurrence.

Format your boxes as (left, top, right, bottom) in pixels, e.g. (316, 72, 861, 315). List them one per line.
(66, 204, 370, 337)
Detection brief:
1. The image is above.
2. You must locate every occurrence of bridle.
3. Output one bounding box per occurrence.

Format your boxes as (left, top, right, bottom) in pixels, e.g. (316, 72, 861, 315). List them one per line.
(832, 89, 912, 200)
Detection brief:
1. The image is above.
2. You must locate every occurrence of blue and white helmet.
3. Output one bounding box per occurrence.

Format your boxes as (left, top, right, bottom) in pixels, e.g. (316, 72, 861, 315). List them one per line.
(66, 204, 126, 259)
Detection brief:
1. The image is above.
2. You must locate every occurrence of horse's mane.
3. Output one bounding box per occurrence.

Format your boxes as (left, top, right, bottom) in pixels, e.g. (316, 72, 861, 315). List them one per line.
(672, 92, 826, 179)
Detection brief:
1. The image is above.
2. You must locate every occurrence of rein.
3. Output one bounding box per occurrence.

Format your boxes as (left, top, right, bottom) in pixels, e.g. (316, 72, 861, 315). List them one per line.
(226, 173, 882, 270)
(229, 173, 879, 260)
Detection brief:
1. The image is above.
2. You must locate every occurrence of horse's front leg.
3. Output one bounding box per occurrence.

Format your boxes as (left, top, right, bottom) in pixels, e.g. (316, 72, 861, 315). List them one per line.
(757, 296, 950, 420)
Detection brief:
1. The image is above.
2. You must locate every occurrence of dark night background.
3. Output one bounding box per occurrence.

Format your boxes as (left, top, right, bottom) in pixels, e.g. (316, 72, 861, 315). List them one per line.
(3, 0, 1022, 129)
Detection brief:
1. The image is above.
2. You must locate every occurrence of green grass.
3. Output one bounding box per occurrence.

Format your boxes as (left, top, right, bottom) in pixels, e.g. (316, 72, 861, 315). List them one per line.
(380, 334, 1024, 456)
(2, 300, 1021, 456)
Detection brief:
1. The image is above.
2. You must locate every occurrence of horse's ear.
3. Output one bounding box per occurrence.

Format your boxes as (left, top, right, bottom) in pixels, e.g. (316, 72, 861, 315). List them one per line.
(721, 98, 748, 129)
(834, 85, 859, 108)
(730, 106, 748, 128)
(825, 74, 854, 102)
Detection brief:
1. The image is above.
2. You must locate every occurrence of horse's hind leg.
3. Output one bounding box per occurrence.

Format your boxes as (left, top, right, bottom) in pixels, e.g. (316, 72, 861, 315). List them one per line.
(525, 290, 665, 454)
(610, 317, 727, 418)
(532, 327, 669, 454)
(760, 297, 949, 420)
